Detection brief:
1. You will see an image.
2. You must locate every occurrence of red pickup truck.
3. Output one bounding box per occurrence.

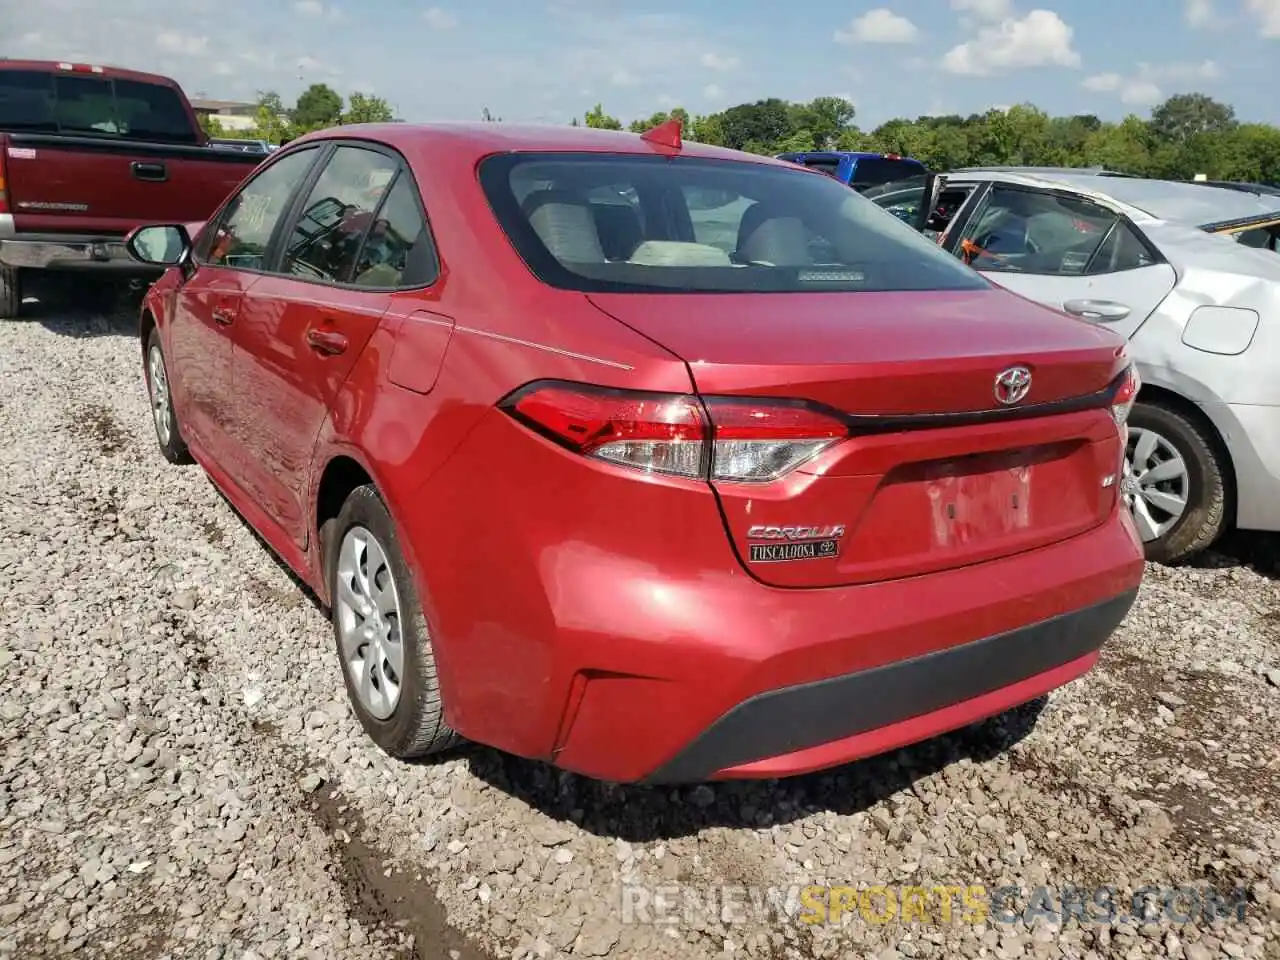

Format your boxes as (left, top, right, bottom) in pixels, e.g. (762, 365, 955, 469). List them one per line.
(0, 60, 262, 318)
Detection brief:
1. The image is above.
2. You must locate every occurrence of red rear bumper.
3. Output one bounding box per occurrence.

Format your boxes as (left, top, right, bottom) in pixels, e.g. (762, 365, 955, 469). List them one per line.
(406, 412, 1145, 784)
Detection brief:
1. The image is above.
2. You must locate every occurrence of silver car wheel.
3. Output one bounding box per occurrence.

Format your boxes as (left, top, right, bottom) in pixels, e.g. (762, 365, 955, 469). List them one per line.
(335, 525, 404, 720)
(147, 344, 173, 447)
(1123, 426, 1190, 543)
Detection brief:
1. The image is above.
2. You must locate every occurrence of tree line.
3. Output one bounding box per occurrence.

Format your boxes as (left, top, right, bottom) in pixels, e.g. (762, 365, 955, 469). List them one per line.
(200, 84, 395, 142)
(577, 93, 1280, 184)
(206, 86, 1280, 184)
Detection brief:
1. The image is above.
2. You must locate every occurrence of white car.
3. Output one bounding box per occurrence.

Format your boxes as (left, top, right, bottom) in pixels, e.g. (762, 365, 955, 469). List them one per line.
(871, 170, 1280, 563)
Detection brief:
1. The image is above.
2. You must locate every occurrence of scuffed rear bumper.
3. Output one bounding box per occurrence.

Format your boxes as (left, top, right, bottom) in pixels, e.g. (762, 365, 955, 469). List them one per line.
(643, 591, 1135, 783)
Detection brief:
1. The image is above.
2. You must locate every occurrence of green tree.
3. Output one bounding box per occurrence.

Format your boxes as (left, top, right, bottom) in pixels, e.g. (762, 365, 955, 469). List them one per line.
(1150, 93, 1237, 146)
(718, 99, 792, 152)
(573, 90, 1277, 184)
(584, 103, 622, 130)
(292, 83, 344, 130)
(253, 91, 294, 145)
(341, 92, 393, 125)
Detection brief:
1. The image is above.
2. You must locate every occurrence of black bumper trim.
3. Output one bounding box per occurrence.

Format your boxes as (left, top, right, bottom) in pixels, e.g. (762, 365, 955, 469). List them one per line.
(644, 589, 1137, 784)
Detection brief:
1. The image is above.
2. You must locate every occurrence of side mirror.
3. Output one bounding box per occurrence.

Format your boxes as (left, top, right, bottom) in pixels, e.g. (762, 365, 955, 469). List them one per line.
(125, 224, 192, 267)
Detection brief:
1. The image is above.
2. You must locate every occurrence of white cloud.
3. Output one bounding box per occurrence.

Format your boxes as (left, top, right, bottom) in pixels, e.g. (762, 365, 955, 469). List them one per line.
(699, 52, 739, 71)
(834, 9, 919, 44)
(1184, 0, 1215, 26)
(609, 68, 639, 87)
(422, 7, 458, 29)
(156, 30, 209, 56)
(941, 9, 1080, 75)
(1245, 0, 1280, 35)
(702, 83, 724, 100)
(293, 0, 323, 13)
(1082, 73, 1163, 106)
(1143, 59, 1219, 81)
(1082, 59, 1216, 108)
(951, 0, 1013, 20)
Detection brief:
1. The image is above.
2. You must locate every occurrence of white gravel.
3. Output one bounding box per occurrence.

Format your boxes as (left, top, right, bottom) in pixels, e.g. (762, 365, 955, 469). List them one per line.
(0, 282, 1277, 960)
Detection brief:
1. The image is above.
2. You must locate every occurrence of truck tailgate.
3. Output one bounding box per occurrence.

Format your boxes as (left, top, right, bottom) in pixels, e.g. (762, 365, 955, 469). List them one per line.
(3, 133, 256, 235)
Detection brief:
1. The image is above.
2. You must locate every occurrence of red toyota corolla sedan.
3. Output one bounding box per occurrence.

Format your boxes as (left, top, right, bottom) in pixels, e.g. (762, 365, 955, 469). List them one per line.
(125, 121, 1145, 784)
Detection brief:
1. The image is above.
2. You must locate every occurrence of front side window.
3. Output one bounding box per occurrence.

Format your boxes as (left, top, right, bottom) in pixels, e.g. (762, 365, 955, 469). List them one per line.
(957, 186, 1126, 276)
(203, 147, 319, 270)
(280, 146, 399, 284)
(478, 153, 989, 294)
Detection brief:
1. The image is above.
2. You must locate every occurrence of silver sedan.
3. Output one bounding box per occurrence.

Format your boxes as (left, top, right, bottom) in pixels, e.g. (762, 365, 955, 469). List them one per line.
(870, 170, 1280, 563)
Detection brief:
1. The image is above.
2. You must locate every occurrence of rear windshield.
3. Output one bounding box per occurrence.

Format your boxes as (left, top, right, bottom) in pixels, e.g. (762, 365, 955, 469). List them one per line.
(0, 69, 198, 144)
(477, 153, 988, 294)
(850, 158, 927, 190)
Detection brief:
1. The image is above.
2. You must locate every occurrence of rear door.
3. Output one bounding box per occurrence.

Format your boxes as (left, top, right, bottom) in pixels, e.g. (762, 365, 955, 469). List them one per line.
(230, 142, 439, 547)
(942, 182, 1177, 340)
(0, 68, 254, 233)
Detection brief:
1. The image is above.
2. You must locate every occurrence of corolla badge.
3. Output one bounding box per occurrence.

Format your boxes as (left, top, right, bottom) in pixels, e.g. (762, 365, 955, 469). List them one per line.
(993, 365, 1032, 406)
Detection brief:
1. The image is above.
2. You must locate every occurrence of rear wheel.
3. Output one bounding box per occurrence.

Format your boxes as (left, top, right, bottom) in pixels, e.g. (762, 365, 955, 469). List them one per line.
(1123, 402, 1226, 564)
(0, 267, 21, 320)
(329, 485, 461, 759)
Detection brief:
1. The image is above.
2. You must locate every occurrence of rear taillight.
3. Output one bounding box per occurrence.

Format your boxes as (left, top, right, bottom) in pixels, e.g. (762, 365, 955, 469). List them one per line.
(1110, 363, 1140, 429)
(0, 148, 8, 216)
(502, 382, 847, 483)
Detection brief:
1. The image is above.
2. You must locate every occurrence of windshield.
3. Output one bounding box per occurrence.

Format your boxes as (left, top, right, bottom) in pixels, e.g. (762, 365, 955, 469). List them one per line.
(477, 153, 988, 295)
(850, 157, 927, 191)
(0, 69, 198, 144)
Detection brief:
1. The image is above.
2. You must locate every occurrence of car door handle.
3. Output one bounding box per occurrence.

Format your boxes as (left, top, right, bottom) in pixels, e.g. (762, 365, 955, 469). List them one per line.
(306, 327, 348, 355)
(1062, 299, 1130, 322)
(131, 161, 168, 182)
(212, 306, 235, 326)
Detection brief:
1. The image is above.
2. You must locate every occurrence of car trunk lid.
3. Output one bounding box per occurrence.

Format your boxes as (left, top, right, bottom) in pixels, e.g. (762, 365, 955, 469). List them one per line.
(588, 289, 1131, 587)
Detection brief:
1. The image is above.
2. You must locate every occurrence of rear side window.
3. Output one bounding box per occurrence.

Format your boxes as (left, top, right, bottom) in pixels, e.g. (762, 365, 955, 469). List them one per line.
(478, 152, 989, 294)
(0, 69, 198, 143)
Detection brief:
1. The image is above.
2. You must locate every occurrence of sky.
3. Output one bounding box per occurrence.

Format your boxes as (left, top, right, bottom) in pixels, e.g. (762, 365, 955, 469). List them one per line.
(2, 0, 1278, 129)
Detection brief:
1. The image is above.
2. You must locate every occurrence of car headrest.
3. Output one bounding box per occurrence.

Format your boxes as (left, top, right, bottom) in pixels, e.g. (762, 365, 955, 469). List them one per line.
(738, 216, 810, 266)
(523, 189, 605, 263)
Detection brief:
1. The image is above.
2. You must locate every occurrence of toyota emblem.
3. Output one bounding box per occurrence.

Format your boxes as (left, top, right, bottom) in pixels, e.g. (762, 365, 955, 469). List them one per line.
(994, 366, 1032, 406)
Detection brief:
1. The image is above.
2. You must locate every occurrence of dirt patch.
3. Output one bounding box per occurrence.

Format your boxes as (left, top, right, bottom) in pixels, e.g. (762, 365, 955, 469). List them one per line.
(308, 786, 496, 960)
(200, 519, 225, 545)
(69, 402, 130, 455)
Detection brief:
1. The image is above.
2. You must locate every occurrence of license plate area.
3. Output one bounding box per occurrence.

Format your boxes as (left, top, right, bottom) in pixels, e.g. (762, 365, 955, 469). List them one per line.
(837, 441, 1105, 581)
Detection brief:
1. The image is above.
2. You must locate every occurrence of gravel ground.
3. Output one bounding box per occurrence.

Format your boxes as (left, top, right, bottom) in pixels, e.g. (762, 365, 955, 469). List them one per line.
(1, 280, 1278, 960)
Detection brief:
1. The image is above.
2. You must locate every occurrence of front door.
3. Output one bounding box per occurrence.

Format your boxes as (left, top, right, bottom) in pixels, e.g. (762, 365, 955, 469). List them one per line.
(166, 146, 323, 467)
(231, 143, 437, 547)
(943, 182, 1177, 340)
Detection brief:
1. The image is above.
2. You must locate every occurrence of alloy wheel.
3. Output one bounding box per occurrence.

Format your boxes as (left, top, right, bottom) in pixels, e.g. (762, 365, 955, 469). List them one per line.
(147, 344, 172, 447)
(1122, 426, 1190, 543)
(335, 525, 405, 720)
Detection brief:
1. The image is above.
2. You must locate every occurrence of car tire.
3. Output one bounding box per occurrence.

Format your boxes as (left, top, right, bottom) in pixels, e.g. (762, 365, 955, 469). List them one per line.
(0, 267, 21, 320)
(328, 484, 462, 760)
(1124, 402, 1227, 565)
(144, 327, 193, 465)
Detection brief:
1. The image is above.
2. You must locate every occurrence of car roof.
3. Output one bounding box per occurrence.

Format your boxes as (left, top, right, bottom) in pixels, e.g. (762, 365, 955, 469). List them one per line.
(0, 58, 182, 88)
(947, 169, 1280, 227)
(293, 121, 796, 168)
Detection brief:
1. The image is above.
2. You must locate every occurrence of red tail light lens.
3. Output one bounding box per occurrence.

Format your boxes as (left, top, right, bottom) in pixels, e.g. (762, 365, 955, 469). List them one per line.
(0, 149, 8, 216)
(503, 383, 848, 483)
(1110, 363, 1140, 428)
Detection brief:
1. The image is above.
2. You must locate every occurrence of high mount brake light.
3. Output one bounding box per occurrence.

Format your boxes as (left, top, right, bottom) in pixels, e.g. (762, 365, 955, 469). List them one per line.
(503, 383, 847, 483)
